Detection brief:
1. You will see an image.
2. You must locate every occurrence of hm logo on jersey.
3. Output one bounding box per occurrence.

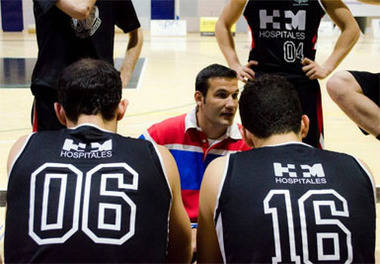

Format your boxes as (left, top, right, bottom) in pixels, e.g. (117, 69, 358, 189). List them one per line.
(273, 162, 327, 185)
(259, 10, 306, 30)
(61, 139, 113, 159)
(293, 0, 309, 6)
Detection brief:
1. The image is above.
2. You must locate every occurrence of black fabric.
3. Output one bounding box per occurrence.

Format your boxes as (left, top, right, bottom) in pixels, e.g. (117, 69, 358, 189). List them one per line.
(243, 0, 325, 148)
(244, 0, 325, 79)
(216, 143, 376, 263)
(32, 87, 65, 131)
(349, 71, 380, 106)
(5, 126, 171, 263)
(31, 0, 140, 95)
(348, 71, 380, 136)
(31, 0, 140, 131)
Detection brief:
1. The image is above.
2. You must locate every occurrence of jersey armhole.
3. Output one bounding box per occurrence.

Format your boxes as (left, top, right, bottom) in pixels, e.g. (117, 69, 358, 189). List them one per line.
(213, 153, 230, 264)
(7, 133, 35, 179)
(352, 156, 377, 204)
(141, 130, 156, 143)
(243, 0, 249, 14)
(151, 142, 173, 199)
(317, 0, 327, 14)
(213, 154, 231, 220)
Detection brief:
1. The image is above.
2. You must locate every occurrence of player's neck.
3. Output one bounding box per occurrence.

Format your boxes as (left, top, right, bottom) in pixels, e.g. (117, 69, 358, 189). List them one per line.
(254, 133, 302, 148)
(66, 115, 117, 133)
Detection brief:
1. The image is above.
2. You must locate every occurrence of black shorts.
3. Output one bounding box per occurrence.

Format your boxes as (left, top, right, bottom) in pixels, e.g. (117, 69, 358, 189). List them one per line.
(32, 87, 65, 131)
(349, 71, 380, 106)
(292, 79, 323, 149)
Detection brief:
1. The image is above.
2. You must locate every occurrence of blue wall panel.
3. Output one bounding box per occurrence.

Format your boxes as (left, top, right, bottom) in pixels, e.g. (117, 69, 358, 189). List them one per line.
(1, 0, 24, 31)
(151, 0, 174, 20)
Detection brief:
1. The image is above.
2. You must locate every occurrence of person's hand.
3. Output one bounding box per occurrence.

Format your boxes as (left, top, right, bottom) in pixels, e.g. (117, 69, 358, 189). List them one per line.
(301, 58, 331, 80)
(235, 60, 258, 82)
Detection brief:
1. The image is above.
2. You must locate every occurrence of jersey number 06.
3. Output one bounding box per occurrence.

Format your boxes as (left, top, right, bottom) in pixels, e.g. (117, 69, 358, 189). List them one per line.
(29, 162, 138, 246)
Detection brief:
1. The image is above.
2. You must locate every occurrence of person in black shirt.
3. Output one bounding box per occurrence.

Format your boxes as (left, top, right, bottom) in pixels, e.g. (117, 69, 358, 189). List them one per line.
(197, 74, 376, 263)
(32, 0, 143, 131)
(5, 59, 192, 263)
(326, 0, 380, 140)
(215, 0, 360, 148)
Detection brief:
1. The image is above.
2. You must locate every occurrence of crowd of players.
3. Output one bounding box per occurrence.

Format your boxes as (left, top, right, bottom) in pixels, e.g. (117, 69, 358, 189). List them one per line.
(1, 0, 379, 263)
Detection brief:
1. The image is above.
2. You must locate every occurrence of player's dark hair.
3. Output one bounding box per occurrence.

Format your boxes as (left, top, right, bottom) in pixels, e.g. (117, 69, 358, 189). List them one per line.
(57, 58, 122, 122)
(195, 64, 237, 96)
(239, 74, 303, 138)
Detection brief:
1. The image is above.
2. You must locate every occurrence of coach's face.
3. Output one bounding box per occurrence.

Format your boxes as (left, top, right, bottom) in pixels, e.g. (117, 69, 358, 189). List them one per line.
(196, 77, 239, 129)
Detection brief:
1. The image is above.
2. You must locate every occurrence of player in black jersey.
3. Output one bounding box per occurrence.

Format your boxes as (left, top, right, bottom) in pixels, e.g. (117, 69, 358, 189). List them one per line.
(197, 75, 376, 263)
(5, 59, 192, 263)
(215, 0, 360, 148)
(327, 0, 380, 141)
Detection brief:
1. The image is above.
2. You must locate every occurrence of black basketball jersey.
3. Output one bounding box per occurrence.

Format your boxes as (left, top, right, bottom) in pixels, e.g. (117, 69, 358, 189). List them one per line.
(243, 0, 325, 79)
(215, 142, 376, 263)
(5, 125, 171, 263)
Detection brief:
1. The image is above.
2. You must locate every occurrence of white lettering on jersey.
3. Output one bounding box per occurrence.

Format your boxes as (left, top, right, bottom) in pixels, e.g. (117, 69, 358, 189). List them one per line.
(91, 139, 112, 152)
(61, 139, 113, 159)
(260, 10, 280, 29)
(285, 10, 306, 30)
(301, 163, 325, 178)
(259, 9, 306, 31)
(273, 163, 327, 185)
(274, 163, 297, 177)
(62, 139, 86, 152)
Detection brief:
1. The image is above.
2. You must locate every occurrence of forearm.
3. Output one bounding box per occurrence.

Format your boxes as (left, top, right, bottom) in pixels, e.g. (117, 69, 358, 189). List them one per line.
(322, 24, 360, 74)
(215, 20, 242, 70)
(56, 0, 97, 19)
(120, 28, 143, 87)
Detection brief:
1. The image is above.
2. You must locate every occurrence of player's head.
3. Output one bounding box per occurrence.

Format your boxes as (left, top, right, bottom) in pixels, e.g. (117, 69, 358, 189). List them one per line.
(239, 74, 309, 144)
(194, 64, 239, 133)
(55, 58, 127, 125)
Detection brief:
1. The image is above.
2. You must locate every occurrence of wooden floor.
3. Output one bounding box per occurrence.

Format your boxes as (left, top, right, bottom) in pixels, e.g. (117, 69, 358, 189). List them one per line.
(0, 31, 379, 260)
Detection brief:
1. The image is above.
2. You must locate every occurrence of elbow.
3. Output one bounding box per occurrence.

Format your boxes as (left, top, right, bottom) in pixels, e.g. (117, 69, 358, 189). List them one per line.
(349, 22, 361, 44)
(350, 21, 361, 44)
(128, 28, 144, 48)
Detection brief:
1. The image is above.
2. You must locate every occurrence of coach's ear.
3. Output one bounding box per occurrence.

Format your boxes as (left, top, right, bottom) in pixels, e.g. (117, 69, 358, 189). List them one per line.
(54, 102, 67, 126)
(194, 91, 205, 108)
(116, 99, 128, 121)
(300, 115, 310, 139)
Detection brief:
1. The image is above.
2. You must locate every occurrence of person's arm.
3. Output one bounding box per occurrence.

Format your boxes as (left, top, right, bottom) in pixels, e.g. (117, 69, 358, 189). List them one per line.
(197, 156, 227, 263)
(55, 0, 97, 19)
(157, 145, 192, 263)
(7, 135, 30, 175)
(302, 0, 360, 80)
(119, 27, 144, 88)
(215, 0, 257, 82)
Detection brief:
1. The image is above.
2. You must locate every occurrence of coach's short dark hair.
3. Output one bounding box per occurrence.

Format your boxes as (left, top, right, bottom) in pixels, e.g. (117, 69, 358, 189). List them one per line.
(57, 58, 122, 122)
(195, 64, 236, 96)
(239, 74, 302, 138)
